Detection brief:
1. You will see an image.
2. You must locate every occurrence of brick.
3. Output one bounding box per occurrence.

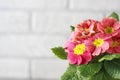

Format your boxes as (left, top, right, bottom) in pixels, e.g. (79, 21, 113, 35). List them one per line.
(0, 11, 29, 32)
(69, 0, 120, 11)
(32, 11, 103, 34)
(0, 58, 29, 79)
(0, 35, 67, 57)
(0, 0, 67, 10)
(31, 59, 68, 79)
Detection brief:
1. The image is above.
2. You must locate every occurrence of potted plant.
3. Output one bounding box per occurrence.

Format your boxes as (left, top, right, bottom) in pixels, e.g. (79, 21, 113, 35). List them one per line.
(51, 12, 120, 80)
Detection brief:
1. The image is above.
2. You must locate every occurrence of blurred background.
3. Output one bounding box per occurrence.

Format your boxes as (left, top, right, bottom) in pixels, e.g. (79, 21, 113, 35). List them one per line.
(0, 0, 120, 80)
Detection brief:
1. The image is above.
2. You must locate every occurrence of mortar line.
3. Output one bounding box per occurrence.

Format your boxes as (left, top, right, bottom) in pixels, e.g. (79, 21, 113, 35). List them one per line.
(29, 59, 32, 80)
(66, 0, 70, 10)
(0, 8, 119, 13)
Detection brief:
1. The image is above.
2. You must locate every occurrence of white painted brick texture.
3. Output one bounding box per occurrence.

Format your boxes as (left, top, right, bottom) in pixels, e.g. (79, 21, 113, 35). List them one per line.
(0, 0, 67, 10)
(0, 58, 29, 79)
(0, 11, 29, 32)
(0, 0, 119, 80)
(0, 34, 67, 57)
(32, 11, 103, 34)
(70, 0, 120, 11)
(31, 59, 68, 79)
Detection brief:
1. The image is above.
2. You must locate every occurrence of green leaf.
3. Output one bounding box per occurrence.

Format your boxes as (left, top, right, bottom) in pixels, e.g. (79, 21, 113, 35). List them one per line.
(78, 62, 102, 77)
(70, 25, 75, 31)
(51, 47, 67, 60)
(89, 70, 106, 80)
(61, 62, 120, 80)
(91, 54, 105, 63)
(61, 64, 87, 80)
(108, 12, 119, 21)
(89, 69, 118, 80)
(99, 54, 120, 62)
(104, 59, 120, 79)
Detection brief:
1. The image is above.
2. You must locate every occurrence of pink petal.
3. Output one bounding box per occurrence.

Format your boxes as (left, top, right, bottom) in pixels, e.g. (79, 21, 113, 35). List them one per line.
(107, 39, 113, 46)
(111, 31, 118, 37)
(101, 18, 117, 27)
(88, 23, 95, 33)
(107, 47, 115, 53)
(115, 46, 120, 53)
(64, 42, 77, 52)
(97, 23, 104, 33)
(81, 52, 92, 64)
(113, 23, 120, 30)
(101, 41, 109, 53)
(77, 56, 82, 65)
(92, 47, 101, 56)
(68, 52, 78, 65)
(84, 38, 93, 46)
(86, 45, 95, 53)
(94, 33, 111, 40)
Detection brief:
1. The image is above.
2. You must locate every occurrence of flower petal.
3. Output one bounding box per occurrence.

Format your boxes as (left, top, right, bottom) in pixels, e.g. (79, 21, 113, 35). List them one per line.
(92, 47, 101, 56)
(81, 51, 92, 64)
(115, 46, 120, 53)
(113, 22, 120, 30)
(107, 47, 115, 53)
(77, 56, 82, 65)
(101, 41, 109, 53)
(68, 52, 78, 64)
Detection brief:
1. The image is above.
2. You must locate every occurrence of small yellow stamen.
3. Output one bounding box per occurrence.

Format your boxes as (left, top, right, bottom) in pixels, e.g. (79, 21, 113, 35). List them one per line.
(74, 44, 85, 55)
(105, 26, 114, 34)
(84, 27, 89, 32)
(93, 38, 104, 47)
(112, 41, 119, 47)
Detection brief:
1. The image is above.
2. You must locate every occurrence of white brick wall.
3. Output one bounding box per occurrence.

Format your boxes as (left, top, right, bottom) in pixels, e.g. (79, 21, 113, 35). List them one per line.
(0, 58, 29, 79)
(0, 0, 119, 80)
(0, 11, 29, 32)
(0, 35, 66, 57)
(31, 59, 68, 79)
(32, 11, 103, 34)
(0, 0, 67, 10)
(69, 0, 120, 11)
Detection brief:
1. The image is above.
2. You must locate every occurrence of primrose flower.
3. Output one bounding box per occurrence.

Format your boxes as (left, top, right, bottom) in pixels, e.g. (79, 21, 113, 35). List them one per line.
(66, 42, 92, 65)
(64, 31, 83, 50)
(76, 19, 98, 35)
(107, 38, 120, 53)
(97, 18, 120, 37)
(73, 19, 98, 42)
(84, 33, 110, 56)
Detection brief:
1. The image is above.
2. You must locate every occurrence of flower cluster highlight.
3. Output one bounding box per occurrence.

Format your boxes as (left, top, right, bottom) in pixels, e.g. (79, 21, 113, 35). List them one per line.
(51, 12, 120, 80)
(64, 17, 120, 65)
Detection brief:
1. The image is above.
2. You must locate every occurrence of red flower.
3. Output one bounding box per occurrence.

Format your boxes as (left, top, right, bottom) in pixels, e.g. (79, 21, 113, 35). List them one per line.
(97, 18, 120, 37)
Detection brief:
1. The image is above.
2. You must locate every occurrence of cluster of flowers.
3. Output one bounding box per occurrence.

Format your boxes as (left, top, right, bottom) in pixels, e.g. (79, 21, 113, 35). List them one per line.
(64, 17, 120, 65)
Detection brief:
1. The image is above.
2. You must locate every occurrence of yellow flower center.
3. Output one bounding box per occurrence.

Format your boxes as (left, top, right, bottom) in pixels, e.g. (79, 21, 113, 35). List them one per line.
(84, 27, 89, 32)
(112, 41, 119, 47)
(105, 26, 114, 34)
(93, 38, 104, 47)
(74, 44, 86, 55)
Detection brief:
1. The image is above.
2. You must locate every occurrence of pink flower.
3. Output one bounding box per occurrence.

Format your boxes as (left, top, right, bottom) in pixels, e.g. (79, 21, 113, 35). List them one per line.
(64, 32, 81, 50)
(97, 18, 120, 37)
(84, 33, 110, 56)
(73, 19, 98, 42)
(76, 19, 98, 34)
(66, 42, 92, 65)
(107, 37, 120, 53)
